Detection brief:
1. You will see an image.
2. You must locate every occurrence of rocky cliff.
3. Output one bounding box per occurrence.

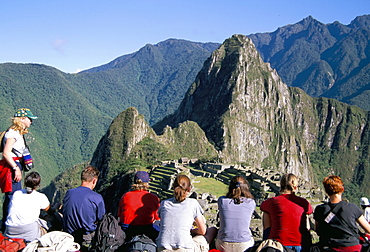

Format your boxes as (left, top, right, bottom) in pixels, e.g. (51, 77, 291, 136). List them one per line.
(152, 35, 370, 196)
(154, 35, 314, 181)
(87, 35, 370, 202)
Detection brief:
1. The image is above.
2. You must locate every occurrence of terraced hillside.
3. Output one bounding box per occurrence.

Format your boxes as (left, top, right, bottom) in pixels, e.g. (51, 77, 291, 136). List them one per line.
(146, 161, 324, 240)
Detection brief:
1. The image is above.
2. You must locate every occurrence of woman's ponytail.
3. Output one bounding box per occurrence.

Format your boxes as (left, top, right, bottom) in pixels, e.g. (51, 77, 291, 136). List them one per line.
(173, 175, 191, 202)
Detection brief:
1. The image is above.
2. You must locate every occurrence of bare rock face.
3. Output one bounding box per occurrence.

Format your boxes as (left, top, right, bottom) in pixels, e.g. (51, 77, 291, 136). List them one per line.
(155, 35, 313, 182)
(93, 34, 370, 198)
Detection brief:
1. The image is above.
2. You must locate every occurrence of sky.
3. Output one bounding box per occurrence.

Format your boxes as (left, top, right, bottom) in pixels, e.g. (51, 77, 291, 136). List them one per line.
(1, 0, 369, 74)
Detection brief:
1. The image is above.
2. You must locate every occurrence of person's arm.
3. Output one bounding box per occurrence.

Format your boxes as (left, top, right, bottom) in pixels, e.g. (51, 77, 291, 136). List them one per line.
(262, 212, 271, 240)
(357, 215, 370, 234)
(262, 212, 271, 230)
(191, 215, 207, 236)
(43, 205, 51, 212)
(314, 220, 319, 233)
(2, 137, 22, 182)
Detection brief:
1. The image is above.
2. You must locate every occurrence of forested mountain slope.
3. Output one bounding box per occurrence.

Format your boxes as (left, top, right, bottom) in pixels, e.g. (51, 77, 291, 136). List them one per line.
(44, 35, 370, 211)
(0, 40, 218, 184)
(249, 14, 370, 110)
(1, 15, 370, 189)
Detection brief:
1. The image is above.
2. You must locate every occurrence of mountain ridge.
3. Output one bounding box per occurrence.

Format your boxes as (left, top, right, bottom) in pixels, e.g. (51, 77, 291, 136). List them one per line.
(1, 15, 370, 193)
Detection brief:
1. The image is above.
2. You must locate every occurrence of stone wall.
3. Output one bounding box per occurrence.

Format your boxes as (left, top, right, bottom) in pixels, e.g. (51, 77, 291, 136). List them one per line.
(148, 162, 325, 241)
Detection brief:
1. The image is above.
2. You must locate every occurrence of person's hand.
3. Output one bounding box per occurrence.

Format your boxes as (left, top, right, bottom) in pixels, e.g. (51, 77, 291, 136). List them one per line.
(14, 167, 22, 182)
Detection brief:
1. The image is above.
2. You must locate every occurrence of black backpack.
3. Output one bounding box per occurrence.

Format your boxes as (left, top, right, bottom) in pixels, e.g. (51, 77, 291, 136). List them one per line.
(91, 213, 126, 252)
(126, 234, 157, 252)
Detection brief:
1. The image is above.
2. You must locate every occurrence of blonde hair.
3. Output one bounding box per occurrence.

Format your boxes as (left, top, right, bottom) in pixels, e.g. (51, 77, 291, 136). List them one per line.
(132, 182, 149, 191)
(10, 117, 29, 135)
(173, 175, 192, 202)
(280, 173, 298, 193)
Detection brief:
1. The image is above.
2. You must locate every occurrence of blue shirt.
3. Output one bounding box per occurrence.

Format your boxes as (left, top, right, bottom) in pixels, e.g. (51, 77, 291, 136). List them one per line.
(62, 186, 105, 234)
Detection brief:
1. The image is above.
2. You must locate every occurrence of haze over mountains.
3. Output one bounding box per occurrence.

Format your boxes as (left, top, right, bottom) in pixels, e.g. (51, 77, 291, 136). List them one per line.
(0, 15, 369, 195)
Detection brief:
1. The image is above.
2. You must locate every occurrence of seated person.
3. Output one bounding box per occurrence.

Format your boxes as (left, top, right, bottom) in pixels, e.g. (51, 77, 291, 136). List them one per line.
(156, 174, 217, 251)
(216, 175, 256, 252)
(314, 175, 370, 251)
(118, 171, 160, 241)
(260, 173, 313, 252)
(62, 165, 105, 251)
(4, 171, 50, 242)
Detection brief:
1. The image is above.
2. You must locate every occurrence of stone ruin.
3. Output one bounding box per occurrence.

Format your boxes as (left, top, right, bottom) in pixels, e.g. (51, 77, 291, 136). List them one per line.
(146, 160, 325, 241)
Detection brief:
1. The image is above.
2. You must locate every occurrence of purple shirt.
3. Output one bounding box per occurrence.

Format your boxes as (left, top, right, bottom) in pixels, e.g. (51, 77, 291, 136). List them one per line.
(217, 196, 256, 242)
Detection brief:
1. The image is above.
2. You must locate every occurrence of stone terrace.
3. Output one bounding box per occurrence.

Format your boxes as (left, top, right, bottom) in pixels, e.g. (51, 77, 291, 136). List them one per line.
(146, 160, 325, 240)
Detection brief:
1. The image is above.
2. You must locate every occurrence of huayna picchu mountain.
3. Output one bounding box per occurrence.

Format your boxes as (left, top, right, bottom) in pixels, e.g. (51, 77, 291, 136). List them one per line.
(153, 35, 313, 181)
(45, 34, 370, 209)
(2, 15, 370, 191)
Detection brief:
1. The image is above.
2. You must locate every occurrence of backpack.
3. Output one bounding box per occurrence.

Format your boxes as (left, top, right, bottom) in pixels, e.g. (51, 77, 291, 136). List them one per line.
(126, 234, 157, 252)
(246, 239, 294, 252)
(91, 213, 126, 252)
(0, 233, 26, 252)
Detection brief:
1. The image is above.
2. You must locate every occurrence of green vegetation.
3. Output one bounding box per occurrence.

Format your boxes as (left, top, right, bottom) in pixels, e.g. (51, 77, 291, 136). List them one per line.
(250, 15, 370, 111)
(192, 177, 228, 198)
(3, 15, 370, 209)
(0, 40, 218, 187)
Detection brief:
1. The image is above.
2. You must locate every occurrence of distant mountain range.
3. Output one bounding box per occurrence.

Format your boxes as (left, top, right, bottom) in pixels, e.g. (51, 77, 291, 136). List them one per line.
(44, 35, 370, 213)
(250, 15, 370, 111)
(0, 15, 369, 189)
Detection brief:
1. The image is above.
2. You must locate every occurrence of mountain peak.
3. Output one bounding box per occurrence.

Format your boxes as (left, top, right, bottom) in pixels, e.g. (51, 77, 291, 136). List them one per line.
(349, 14, 370, 30)
(154, 34, 312, 178)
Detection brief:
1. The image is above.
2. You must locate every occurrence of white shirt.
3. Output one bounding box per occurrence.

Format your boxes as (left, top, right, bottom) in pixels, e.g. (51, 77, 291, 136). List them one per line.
(4, 129, 27, 156)
(364, 207, 370, 223)
(6, 189, 50, 226)
(156, 197, 204, 249)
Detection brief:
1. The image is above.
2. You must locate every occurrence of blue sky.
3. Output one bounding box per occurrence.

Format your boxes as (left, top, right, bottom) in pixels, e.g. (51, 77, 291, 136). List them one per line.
(1, 0, 369, 73)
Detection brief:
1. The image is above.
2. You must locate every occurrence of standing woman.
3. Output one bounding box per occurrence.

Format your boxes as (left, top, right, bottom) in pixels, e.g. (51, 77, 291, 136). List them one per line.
(156, 174, 217, 252)
(0, 108, 37, 231)
(216, 175, 256, 252)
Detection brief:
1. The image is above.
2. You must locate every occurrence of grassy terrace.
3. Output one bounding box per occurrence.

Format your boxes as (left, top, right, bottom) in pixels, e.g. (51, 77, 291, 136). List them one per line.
(193, 176, 228, 198)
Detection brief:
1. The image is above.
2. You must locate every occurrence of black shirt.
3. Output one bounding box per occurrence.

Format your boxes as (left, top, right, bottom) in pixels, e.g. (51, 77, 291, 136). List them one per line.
(313, 201, 363, 247)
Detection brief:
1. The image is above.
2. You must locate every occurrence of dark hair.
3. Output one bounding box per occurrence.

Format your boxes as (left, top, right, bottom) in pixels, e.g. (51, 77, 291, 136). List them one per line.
(323, 175, 344, 196)
(24, 171, 41, 193)
(81, 165, 100, 182)
(226, 176, 253, 204)
(173, 175, 191, 202)
(280, 173, 298, 193)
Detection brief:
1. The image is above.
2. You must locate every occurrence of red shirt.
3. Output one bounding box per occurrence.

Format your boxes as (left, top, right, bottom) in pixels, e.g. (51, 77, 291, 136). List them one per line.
(118, 190, 160, 226)
(260, 193, 313, 246)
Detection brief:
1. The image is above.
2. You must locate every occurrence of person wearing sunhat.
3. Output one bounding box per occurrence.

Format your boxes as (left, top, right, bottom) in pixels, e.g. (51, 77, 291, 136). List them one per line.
(117, 170, 160, 241)
(0, 108, 37, 231)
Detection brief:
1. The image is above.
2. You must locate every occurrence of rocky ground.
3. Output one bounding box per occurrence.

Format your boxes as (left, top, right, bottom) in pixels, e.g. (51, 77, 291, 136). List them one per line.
(147, 161, 325, 242)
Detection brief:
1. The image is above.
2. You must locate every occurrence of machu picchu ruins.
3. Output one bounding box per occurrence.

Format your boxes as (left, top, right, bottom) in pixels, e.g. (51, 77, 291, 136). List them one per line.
(145, 158, 325, 240)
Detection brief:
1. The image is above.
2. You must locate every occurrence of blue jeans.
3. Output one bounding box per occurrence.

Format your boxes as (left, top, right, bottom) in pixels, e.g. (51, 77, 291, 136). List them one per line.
(286, 246, 302, 252)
